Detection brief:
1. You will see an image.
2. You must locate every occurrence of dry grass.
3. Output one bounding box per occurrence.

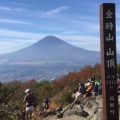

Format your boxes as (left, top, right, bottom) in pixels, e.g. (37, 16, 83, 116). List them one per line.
(32, 103, 61, 120)
(32, 110, 42, 120)
(49, 102, 61, 110)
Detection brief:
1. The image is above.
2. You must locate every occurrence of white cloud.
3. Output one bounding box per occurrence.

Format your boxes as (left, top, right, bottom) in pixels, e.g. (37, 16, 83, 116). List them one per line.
(0, 38, 34, 54)
(42, 6, 69, 17)
(0, 29, 45, 40)
(0, 6, 12, 11)
(56, 34, 100, 51)
(0, 4, 69, 18)
(0, 29, 46, 53)
(0, 5, 27, 13)
(0, 18, 32, 25)
(0, 38, 37, 54)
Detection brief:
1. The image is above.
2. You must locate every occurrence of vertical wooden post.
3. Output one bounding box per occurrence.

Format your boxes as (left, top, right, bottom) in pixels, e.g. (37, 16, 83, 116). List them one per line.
(100, 3, 119, 120)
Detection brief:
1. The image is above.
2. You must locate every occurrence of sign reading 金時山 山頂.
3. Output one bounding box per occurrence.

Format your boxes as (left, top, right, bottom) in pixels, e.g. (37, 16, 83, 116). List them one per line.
(100, 3, 119, 120)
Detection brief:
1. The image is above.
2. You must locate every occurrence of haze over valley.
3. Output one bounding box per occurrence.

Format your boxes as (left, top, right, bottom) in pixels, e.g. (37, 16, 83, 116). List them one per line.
(0, 36, 119, 82)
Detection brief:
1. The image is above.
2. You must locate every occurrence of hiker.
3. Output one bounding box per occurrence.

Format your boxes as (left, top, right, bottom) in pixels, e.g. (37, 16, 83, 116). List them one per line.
(97, 80, 102, 95)
(43, 96, 51, 110)
(75, 82, 86, 97)
(72, 82, 86, 106)
(92, 80, 100, 96)
(84, 82, 93, 98)
(23, 89, 36, 119)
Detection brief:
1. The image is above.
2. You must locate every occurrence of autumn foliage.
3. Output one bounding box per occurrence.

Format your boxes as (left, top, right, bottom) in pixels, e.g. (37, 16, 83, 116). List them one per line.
(53, 63, 101, 89)
(0, 64, 101, 107)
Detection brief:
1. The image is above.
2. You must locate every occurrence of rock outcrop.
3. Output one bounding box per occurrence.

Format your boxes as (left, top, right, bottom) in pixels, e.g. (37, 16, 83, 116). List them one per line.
(1, 94, 120, 120)
(43, 95, 120, 120)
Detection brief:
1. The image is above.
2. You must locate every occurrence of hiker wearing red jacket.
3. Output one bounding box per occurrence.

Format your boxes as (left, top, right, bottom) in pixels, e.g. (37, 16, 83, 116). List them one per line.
(84, 82, 93, 98)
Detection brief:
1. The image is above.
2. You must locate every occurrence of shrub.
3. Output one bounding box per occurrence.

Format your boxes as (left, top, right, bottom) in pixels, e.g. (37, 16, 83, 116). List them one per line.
(60, 92, 74, 106)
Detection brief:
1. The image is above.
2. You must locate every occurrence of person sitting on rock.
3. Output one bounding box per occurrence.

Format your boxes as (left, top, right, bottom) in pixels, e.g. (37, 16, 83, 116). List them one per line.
(78, 82, 86, 96)
(92, 80, 99, 96)
(97, 80, 102, 95)
(72, 82, 86, 105)
(83, 82, 93, 98)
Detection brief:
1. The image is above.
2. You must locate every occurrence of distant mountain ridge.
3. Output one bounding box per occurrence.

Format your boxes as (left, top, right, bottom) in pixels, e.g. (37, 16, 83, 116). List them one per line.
(0, 36, 100, 64)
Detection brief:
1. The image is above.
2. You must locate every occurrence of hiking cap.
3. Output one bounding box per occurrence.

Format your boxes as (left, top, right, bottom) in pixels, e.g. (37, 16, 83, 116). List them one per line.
(25, 89, 30, 93)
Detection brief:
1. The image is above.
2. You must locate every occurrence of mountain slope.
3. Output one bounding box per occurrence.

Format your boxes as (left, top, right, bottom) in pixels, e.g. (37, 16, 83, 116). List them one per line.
(0, 36, 100, 64)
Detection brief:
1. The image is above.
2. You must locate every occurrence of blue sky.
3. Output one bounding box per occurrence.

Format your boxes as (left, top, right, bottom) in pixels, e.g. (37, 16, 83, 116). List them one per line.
(0, 0, 120, 54)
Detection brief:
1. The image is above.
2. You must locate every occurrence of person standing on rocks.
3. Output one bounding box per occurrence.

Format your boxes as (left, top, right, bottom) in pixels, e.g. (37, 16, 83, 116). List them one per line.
(23, 89, 36, 119)
(43, 96, 51, 110)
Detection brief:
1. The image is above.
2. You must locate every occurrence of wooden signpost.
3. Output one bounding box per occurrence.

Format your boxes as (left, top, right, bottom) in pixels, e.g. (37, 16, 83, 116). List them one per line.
(100, 3, 119, 120)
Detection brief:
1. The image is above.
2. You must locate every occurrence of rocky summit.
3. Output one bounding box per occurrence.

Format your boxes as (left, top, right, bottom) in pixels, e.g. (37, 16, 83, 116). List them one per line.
(40, 95, 120, 120)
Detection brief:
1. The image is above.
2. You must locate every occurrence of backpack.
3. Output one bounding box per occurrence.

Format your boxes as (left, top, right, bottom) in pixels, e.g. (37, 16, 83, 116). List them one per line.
(26, 94, 35, 107)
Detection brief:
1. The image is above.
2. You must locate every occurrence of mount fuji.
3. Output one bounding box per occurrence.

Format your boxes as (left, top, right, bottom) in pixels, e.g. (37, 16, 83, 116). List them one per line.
(0, 35, 112, 82)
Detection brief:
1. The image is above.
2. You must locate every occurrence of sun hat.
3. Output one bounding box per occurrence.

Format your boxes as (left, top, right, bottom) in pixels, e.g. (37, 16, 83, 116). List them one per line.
(25, 89, 30, 93)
